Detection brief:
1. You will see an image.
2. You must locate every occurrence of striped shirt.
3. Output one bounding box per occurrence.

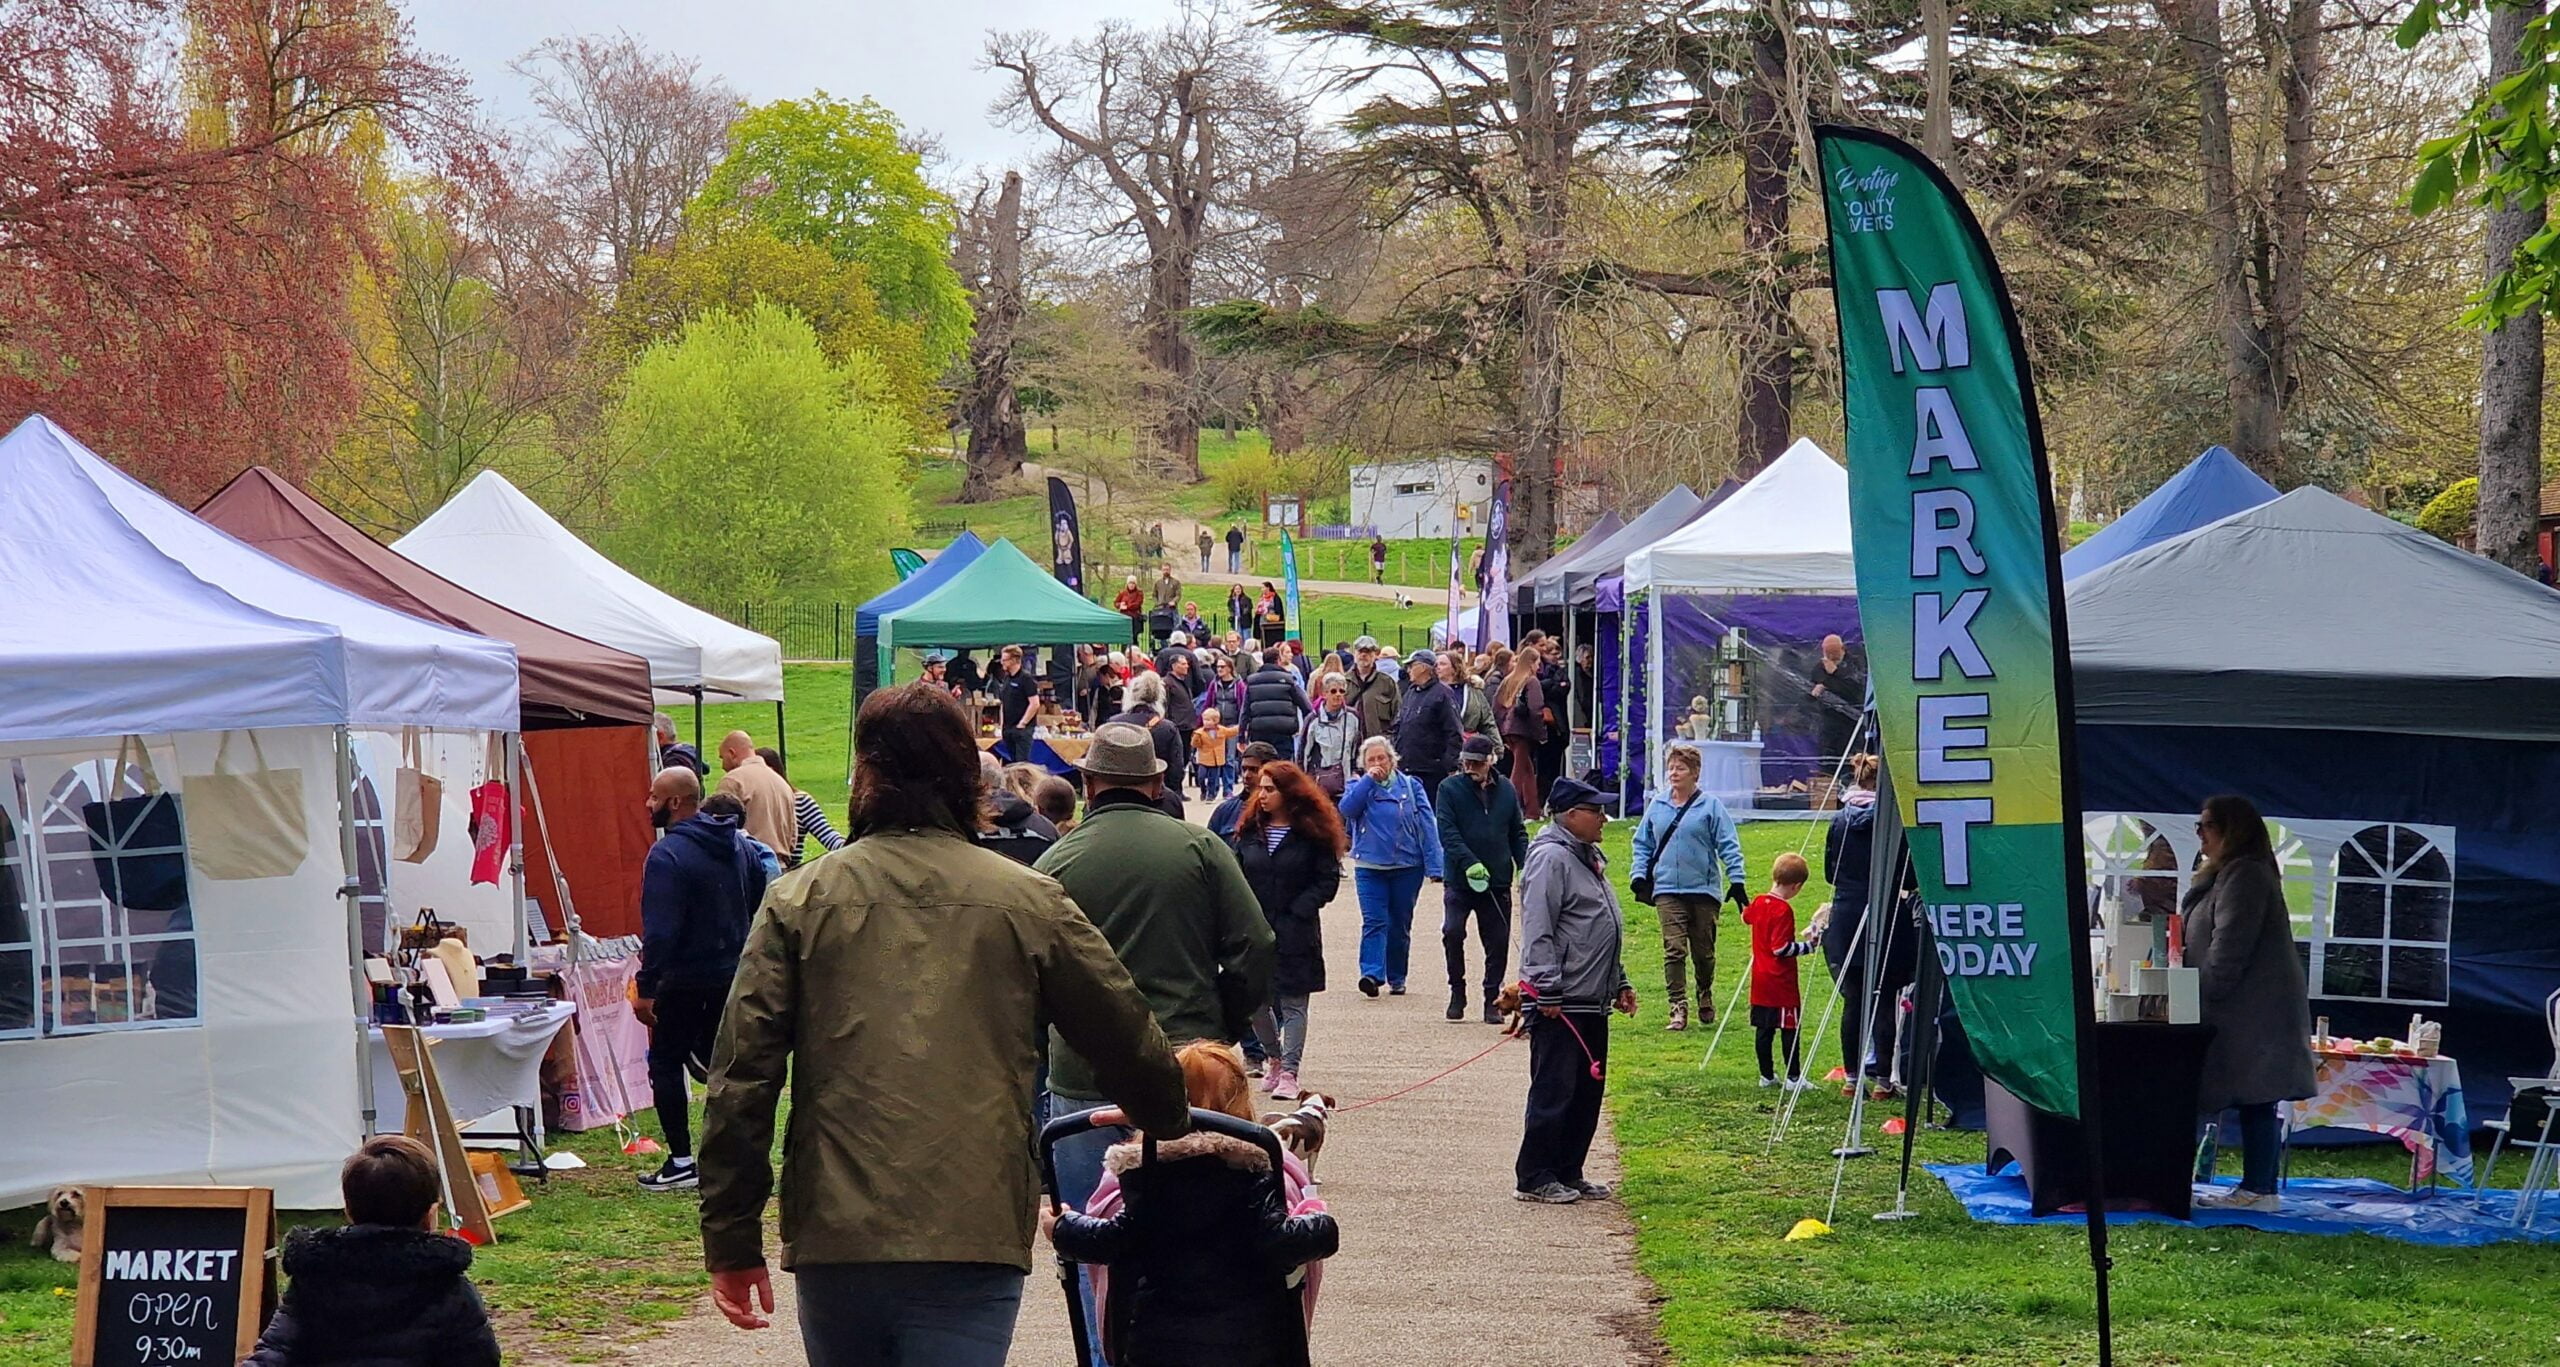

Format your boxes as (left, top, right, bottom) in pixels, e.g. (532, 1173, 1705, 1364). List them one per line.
(794, 790, 846, 855)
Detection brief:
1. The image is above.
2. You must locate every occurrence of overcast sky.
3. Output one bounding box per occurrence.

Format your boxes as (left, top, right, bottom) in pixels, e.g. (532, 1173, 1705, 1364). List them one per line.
(411, 0, 1303, 176)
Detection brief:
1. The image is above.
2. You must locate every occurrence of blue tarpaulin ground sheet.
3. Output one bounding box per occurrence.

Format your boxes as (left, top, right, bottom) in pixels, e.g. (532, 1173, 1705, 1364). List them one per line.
(1928, 1163, 2559, 1248)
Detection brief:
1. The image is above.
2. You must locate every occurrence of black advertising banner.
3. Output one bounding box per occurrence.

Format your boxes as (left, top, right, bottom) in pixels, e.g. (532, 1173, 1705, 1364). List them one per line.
(1047, 476, 1085, 594)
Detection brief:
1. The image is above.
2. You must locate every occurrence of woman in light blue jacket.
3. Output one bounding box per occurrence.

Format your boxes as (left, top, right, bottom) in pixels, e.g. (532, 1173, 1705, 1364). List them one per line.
(1628, 742, 1747, 1030)
(1340, 734, 1444, 997)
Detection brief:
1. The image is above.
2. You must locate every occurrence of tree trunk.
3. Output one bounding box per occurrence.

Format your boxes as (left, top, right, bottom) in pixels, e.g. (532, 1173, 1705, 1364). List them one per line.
(2263, 0, 2324, 469)
(2167, 0, 2280, 477)
(1734, 14, 1795, 474)
(1923, 0, 1956, 172)
(959, 172, 1029, 503)
(1143, 248, 1204, 482)
(2480, 0, 2546, 574)
(1505, 0, 1567, 567)
(1261, 368, 1308, 455)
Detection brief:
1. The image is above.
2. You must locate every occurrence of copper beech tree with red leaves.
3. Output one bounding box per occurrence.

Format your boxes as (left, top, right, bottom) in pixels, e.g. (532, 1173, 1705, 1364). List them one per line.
(0, 0, 472, 501)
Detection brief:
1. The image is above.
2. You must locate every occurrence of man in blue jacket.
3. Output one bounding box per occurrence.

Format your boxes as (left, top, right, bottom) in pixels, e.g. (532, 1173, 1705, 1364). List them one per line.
(636, 765, 769, 1191)
(1628, 742, 1746, 1032)
(1436, 735, 1529, 1023)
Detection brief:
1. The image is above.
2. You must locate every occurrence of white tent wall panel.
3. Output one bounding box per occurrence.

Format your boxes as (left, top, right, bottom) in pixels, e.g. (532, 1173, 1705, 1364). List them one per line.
(0, 726, 363, 1211)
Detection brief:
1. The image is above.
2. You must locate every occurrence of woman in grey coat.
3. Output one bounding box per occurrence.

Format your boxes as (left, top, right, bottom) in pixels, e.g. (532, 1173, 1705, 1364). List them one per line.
(2184, 793, 2317, 1210)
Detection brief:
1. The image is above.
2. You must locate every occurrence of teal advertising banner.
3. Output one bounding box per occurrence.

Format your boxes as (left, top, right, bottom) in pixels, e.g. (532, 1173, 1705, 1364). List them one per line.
(1816, 125, 2090, 1120)
(1280, 530, 1304, 641)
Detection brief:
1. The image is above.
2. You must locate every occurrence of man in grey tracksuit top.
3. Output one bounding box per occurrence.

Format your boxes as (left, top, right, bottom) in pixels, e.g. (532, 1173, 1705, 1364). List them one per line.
(1513, 778, 1634, 1204)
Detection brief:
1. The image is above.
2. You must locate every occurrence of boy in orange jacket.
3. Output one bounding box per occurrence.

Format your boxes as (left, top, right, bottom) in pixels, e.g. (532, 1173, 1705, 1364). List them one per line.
(1744, 852, 1818, 1089)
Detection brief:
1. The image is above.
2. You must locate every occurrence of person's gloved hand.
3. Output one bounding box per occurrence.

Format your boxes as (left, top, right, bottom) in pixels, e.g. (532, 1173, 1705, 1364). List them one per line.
(1728, 881, 1749, 912)
(1463, 863, 1489, 893)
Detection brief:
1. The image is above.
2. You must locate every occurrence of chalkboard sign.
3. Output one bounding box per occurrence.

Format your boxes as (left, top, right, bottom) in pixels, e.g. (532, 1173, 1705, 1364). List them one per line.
(72, 1187, 274, 1367)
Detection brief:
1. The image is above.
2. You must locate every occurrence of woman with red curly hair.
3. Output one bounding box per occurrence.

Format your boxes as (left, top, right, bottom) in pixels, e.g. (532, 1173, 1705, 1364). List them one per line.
(1229, 762, 1345, 1101)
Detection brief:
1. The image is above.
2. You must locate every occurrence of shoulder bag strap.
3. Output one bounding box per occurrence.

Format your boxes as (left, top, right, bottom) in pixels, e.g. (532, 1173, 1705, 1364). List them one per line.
(1643, 796, 1699, 880)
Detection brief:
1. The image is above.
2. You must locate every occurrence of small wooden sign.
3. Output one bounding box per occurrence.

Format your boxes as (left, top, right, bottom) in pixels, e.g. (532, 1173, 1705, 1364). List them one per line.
(380, 1024, 496, 1244)
(71, 1186, 275, 1367)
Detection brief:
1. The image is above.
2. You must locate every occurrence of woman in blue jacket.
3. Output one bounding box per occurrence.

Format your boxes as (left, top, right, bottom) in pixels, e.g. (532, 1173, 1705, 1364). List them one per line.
(1628, 742, 1745, 1031)
(1340, 734, 1444, 997)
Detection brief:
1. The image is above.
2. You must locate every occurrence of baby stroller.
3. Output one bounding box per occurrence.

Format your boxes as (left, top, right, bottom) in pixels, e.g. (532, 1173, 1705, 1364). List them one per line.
(1041, 1107, 1335, 1367)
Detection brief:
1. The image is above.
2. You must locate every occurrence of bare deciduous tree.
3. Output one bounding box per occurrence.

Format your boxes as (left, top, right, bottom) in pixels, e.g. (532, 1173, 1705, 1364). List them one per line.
(514, 32, 738, 286)
(987, 4, 1300, 481)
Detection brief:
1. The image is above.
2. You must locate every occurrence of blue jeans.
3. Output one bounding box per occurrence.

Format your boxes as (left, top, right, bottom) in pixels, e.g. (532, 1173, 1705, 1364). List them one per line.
(2198, 1102, 2287, 1194)
(1254, 994, 1311, 1073)
(1356, 865, 1427, 987)
(794, 1261, 1025, 1367)
(1043, 1102, 1128, 1364)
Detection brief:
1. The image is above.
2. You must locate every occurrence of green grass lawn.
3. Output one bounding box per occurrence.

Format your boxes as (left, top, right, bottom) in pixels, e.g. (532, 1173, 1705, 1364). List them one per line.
(1611, 822, 2559, 1367)
(1250, 535, 1488, 590)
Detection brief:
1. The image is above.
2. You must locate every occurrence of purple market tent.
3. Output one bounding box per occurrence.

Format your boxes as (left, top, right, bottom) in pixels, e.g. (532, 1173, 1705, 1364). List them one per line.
(1618, 439, 1858, 815)
(1593, 479, 1739, 798)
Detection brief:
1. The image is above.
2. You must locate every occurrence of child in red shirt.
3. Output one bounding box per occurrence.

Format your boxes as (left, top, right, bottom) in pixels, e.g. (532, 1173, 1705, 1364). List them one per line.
(1744, 852, 1818, 1088)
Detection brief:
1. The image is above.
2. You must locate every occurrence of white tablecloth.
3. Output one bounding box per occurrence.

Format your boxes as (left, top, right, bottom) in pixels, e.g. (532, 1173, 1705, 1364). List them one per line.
(368, 1003, 575, 1133)
(1689, 739, 1764, 807)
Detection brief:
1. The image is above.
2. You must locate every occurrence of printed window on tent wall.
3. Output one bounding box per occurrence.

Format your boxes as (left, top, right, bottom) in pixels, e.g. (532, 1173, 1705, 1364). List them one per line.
(2084, 816, 2181, 925)
(0, 802, 32, 1039)
(349, 759, 390, 954)
(2317, 823, 2454, 1005)
(8, 747, 200, 1036)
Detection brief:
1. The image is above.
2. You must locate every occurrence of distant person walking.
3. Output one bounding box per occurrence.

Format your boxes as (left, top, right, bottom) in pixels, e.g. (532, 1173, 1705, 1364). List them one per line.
(1227, 583, 1254, 637)
(1630, 742, 1747, 1032)
(716, 731, 800, 866)
(1514, 778, 1633, 1206)
(756, 747, 844, 859)
(1107, 673, 1189, 819)
(1392, 650, 1465, 806)
(1495, 648, 1547, 813)
(1342, 636, 1400, 742)
(1243, 648, 1311, 753)
(1197, 525, 1215, 572)
(1342, 735, 1443, 998)
(656, 712, 706, 778)
(696, 684, 1188, 1366)
(1115, 576, 1146, 635)
(1369, 535, 1388, 584)
(636, 765, 768, 1192)
(1232, 761, 1345, 1101)
(1436, 735, 1528, 1024)
(1227, 523, 1247, 574)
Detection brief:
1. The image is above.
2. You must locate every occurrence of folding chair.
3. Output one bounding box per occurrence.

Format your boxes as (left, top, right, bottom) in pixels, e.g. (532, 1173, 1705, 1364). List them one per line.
(2479, 1079, 2560, 1227)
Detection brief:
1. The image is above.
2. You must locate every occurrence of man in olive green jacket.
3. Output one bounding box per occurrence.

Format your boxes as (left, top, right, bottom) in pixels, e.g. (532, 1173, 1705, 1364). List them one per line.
(696, 685, 1188, 1366)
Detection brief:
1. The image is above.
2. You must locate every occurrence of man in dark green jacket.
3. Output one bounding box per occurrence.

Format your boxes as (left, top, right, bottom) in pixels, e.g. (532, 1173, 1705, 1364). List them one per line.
(1034, 721, 1274, 1358)
(1437, 734, 1531, 1023)
(695, 685, 1187, 1367)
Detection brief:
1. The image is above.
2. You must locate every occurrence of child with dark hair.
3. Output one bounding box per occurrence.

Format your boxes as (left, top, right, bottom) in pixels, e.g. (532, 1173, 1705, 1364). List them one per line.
(1745, 852, 1818, 1089)
(243, 1135, 501, 1366)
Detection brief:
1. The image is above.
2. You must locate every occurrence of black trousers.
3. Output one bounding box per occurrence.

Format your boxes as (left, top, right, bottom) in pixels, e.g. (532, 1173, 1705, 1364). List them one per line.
(646, 984, 726, 1157)
(1441, 883, 1512, 1000)
(1516, 1008, 1610, 1189)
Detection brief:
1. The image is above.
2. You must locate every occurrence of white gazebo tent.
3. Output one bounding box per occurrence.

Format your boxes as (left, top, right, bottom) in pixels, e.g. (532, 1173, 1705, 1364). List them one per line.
(0, 416, 520, 1210)
(394, 470, 785, 714)
(1618, 438, 1861, 814)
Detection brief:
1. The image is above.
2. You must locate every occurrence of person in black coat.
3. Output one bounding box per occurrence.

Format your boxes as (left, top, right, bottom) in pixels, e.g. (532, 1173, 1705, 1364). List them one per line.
(245, 1135, 502, 1367)
(1435, 737, 1529, 1023)
(1390, 651, 1465, 805)
(1242, 653, 1311, 752)
(1814, 754, 1916, 1086)
(1229, 760, 1344, 1100)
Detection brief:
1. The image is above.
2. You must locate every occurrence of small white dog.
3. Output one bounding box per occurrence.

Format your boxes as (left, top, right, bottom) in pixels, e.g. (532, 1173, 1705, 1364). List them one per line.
(31, 1186, 84, 1263)
(1392, 591, 1414, 610)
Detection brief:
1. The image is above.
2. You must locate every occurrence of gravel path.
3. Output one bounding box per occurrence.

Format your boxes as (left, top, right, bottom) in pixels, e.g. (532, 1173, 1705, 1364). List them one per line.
(638, 845, 1659, 1366)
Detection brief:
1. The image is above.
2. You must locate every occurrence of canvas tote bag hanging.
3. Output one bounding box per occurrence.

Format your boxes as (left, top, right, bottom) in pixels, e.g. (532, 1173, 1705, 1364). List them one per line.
(83, 736, 189, 911)
(394, 727, 444, 864)
(185, 730, 309, 881)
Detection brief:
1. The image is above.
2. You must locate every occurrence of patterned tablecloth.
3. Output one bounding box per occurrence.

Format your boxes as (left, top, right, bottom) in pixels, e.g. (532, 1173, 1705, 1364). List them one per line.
(2290, 1049, 2472, 1186)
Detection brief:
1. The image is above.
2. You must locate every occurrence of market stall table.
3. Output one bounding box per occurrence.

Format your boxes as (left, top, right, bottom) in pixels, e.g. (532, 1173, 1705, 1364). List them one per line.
(1985, 1020, 2216, 1217)
(2290, 1046, 2473, 1188)
(368, 1002, 576, 1151)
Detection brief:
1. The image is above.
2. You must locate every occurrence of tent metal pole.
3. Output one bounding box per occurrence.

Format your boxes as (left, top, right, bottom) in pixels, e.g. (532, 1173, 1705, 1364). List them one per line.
(334, 725, 377, 1138)
(505, 731, 529, 960)
(691, 686, 705, 757)
(774, 700, 787, 770)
